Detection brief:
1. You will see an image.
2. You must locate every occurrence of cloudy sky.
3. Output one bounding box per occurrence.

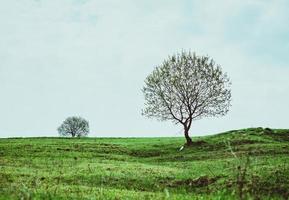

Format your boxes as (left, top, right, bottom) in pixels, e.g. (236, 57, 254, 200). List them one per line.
(0, 0, 288, 138)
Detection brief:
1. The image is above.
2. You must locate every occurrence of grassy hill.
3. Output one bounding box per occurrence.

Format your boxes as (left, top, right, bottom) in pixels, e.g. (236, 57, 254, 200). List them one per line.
(0, 128, 288, 199)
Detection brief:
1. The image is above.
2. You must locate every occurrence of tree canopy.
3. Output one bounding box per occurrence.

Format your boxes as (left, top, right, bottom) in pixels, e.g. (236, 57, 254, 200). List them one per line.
(142, 51, 231, 145)
(58, 116, 89, 137)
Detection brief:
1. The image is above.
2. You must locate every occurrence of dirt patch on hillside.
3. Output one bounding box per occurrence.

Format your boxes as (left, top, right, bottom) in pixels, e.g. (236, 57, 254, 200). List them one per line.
(167, 175, 220, 188)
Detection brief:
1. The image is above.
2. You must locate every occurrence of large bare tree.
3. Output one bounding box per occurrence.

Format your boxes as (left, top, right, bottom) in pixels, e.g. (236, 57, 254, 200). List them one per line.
(142, 51, 231, 146)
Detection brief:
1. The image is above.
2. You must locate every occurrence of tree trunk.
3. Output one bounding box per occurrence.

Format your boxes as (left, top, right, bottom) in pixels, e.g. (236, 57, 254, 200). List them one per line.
(184, 128, 193, 146)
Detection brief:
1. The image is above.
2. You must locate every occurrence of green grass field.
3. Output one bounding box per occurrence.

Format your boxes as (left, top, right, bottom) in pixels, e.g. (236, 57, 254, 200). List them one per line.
(0, 128, 288, 199)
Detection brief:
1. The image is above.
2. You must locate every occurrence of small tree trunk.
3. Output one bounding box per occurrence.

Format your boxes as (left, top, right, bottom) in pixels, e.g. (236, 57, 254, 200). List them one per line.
(184, 127, 193, 146)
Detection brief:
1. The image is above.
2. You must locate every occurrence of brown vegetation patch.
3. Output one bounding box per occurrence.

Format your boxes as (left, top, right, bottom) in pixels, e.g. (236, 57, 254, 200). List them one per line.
(231, 139, 260, 145)
(192, 140, 208, 146)
(184, 140, 209, 148)
(262, 129, 289, 142)
(168, 176, 219, 188)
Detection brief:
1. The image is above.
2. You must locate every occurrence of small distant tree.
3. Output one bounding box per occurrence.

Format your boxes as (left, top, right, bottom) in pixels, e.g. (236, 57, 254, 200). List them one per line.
(142, 51, 231, 146)
(58, 116, 89, 137)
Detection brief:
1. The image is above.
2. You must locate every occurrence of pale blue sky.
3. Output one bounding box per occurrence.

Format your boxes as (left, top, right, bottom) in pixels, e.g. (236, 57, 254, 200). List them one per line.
(0, 0, 289, 138)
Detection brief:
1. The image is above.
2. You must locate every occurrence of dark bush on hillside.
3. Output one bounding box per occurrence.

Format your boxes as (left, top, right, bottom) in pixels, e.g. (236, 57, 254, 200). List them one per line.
(264, 128, 273, 134)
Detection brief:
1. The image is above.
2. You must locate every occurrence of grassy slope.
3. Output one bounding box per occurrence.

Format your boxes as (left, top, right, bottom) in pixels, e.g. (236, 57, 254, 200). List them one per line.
(0, 128, 288, 199)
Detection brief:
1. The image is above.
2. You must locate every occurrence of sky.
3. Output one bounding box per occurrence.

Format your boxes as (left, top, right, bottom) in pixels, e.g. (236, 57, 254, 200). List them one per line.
(0, 0, 289, 138)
